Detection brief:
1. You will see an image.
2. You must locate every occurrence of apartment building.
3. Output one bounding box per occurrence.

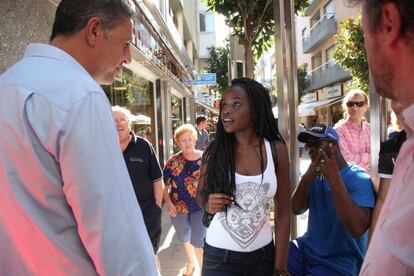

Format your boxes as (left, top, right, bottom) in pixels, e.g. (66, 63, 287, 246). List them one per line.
(297, 0, 361, 127)
(192, 0, 224, 119)
(0, 0, 199, 165)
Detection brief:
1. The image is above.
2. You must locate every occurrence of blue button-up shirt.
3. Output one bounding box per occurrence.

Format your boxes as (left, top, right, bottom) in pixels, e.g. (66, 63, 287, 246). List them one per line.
(0, 44, 157, 275)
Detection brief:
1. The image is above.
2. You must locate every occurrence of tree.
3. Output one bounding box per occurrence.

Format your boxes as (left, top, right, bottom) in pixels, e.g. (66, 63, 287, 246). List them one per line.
(205, 45, 229, 96)
(332, 15, 369, 92)
(297, 63, 309, 100)
(206, 0, 310, 78)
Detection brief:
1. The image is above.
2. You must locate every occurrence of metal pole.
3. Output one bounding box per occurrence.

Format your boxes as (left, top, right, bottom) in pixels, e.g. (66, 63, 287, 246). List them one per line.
(369, 73, 387, 189)
(274, 0, 300, 239)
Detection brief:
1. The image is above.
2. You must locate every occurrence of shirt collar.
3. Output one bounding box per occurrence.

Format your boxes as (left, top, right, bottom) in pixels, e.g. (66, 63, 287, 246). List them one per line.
(344, 118, 368, 130)
(24, 43, 91, 78)
(402, 103, 414, 137)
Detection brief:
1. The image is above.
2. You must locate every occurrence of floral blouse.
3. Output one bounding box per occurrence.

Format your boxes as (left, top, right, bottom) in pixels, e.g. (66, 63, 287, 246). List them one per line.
(163, 152, 202, 214)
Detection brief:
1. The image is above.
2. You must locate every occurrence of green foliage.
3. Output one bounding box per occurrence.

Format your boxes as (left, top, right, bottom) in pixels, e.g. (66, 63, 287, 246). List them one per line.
(122, 75, 134, 104)
(332, 15, 369, 92)
(205, 45, 230, 96)
(297, 63, 309, 99)
(206, 0, 310, 77)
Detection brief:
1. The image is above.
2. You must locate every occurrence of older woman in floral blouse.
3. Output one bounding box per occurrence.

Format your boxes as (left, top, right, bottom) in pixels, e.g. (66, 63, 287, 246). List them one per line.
(163, 124, 206, 275)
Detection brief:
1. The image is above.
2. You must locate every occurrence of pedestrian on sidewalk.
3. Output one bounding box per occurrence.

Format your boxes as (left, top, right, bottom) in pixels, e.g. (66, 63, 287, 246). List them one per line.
(369, 105, 406, 244)
(112, 106, 164, 266)
(163, 124, 206, 276)
(334, 89, 371, 172)
(289, 125, 375, 275)
(0, 0, 157, 275)
(197, 78, 291, 276)
(359, 1, 414, 273)
(195, 115, 209, 150)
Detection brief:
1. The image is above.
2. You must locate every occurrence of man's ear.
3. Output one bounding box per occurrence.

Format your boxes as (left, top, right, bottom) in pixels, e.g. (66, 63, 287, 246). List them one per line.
(380, 2, 402, 46)
(85, 17, 105, 47)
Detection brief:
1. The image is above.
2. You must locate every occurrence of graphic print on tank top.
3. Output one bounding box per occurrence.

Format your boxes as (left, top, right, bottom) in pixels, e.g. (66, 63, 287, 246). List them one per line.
(218, 181, 272, 248)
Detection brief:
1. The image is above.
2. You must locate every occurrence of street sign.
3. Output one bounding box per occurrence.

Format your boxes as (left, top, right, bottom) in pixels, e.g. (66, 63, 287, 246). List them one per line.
(183, 73, 217, 86)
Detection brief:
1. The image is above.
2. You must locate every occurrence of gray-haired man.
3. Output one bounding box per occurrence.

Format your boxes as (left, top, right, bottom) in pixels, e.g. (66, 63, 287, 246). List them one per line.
(0, 1, 157, 275)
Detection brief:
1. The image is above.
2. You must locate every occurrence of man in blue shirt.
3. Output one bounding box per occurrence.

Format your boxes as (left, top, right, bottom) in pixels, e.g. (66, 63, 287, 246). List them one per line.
(288, 125, 375, 276)
(195, 115, 209, 150)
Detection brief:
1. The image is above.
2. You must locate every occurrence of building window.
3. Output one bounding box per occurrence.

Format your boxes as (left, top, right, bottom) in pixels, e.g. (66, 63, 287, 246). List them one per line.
(102, 68, 156, 145)
(325, 45, 336, 67)
(236, 62, 244, 78)
(312, 52, 322, 72)
(324, 0, 335, 19)
(310, 11, 320, 29)
(171, 95, 183, 153)
(199, 13, 214, 32)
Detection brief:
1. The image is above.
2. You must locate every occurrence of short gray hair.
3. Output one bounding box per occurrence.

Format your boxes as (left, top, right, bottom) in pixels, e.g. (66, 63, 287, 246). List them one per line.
(112, 105, 132, 122)
(51, 0, 134, 40)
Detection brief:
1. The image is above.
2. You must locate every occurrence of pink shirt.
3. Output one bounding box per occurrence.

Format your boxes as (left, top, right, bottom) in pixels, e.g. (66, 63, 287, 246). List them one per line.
(335, 119, 371, 171)
(360, 104, 414, 275)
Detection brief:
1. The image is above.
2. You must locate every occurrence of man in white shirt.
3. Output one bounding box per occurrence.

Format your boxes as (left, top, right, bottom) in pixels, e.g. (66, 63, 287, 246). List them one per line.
(0, 0, 157, 275)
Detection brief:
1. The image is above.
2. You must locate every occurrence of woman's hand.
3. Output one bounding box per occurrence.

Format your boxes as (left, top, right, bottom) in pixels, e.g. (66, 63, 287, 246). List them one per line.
(205, 193, 233, 214)
(166, 201, 177, 217)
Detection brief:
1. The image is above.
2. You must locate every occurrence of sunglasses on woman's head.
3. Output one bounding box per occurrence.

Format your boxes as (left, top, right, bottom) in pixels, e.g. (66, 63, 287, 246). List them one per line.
(346, 101, 365, 108)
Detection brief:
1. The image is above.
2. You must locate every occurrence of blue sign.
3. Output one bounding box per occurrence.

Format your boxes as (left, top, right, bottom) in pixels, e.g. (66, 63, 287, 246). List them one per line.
(183, 73, 217, 86)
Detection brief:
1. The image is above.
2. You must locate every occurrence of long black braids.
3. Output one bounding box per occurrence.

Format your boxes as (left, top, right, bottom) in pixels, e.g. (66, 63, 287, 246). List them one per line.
(201, 77, 285, 208)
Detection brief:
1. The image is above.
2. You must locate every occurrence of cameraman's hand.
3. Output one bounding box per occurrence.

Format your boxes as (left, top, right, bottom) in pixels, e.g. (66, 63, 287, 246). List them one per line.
(319, 144, 340, 184)
(303, 149, 322, 180)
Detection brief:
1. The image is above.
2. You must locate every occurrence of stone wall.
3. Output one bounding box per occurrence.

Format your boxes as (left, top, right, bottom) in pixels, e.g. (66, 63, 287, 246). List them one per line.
(0, 0, 56, 73)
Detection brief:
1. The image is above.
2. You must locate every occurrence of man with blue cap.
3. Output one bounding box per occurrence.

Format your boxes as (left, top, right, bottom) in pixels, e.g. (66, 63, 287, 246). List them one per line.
(287, 125, 375, 276)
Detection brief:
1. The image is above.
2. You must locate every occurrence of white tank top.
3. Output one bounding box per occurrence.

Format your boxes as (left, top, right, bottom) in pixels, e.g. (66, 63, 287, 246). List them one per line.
(205, 139, 277, 252)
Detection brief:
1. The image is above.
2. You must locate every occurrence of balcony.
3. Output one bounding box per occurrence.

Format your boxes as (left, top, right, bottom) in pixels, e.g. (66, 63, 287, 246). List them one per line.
(166, 14, 194, 70)
(304, 0, 323, 16)
(307, 61, 351, 91)
(303, 14, 337, 54)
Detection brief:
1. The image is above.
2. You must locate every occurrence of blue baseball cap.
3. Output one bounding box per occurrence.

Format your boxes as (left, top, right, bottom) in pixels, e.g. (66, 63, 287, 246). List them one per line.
(298, 125, 340, 143)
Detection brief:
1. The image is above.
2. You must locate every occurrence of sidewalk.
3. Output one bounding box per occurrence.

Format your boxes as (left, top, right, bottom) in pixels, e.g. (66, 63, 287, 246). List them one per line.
(157, 153, 311, 276)
(158, 207, 200, 276)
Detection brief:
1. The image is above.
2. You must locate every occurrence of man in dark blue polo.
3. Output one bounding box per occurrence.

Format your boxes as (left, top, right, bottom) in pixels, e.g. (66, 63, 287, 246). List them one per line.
(112, 106, 163, 256)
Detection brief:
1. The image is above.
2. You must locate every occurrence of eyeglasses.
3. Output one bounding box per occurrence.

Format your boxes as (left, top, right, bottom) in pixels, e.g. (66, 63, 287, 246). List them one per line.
(346, 101, 365, 108)
(184, 161, 192, 175)
(304, 138, 334, 150)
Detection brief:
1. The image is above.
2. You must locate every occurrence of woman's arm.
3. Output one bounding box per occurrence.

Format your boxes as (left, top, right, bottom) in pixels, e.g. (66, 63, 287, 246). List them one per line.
(195, 162, 207, 208)
(273, 141, 291, 272)
(162, 161, 176, 217)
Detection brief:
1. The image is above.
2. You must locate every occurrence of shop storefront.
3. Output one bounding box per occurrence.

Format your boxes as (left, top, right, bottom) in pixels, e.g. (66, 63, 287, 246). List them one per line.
(102, 67, 157, 146)
(170, 93, 184, 154)
(299, 84, 344, 127)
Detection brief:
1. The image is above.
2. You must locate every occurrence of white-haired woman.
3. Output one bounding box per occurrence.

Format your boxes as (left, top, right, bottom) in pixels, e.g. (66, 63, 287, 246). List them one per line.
(163, 124, 206, 275)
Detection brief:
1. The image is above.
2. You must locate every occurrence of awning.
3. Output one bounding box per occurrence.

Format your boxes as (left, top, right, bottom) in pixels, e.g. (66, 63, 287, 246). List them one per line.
(314, 96, 343, 110)
(298, 96, 343, 117)
(195, 99, 219, 115)
(131, 114, 151, 124)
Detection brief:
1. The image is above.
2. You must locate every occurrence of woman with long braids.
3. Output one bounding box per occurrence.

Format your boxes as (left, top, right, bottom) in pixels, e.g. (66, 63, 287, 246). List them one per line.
(196, 78, 291, 276)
